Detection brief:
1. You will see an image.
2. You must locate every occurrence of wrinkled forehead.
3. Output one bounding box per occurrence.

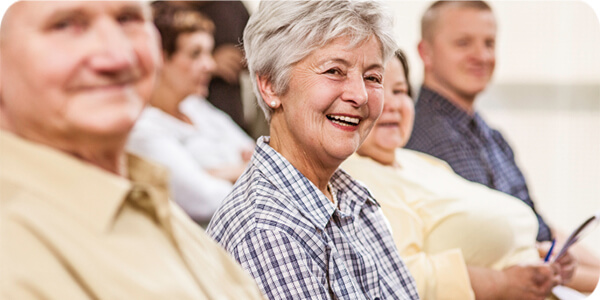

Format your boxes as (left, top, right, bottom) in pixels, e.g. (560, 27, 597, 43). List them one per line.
(1, 1, 150, 34)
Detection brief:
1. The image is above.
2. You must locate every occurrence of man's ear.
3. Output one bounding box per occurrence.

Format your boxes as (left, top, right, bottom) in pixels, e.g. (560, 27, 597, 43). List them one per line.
(418, 39, 433, 69)
(256, 74, 280, 108)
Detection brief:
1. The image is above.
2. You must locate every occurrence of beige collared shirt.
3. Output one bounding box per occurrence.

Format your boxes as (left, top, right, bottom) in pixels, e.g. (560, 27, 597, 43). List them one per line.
(0, 131, 264, 300)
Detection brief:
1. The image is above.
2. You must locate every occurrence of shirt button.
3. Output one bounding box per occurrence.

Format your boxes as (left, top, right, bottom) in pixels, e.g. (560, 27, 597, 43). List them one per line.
(129, 186, 150, 205)
(130, 188, 144, 200)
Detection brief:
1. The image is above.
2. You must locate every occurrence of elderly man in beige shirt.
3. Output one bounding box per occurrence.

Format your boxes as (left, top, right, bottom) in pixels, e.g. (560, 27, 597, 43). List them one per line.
(0, 1, 264, 299)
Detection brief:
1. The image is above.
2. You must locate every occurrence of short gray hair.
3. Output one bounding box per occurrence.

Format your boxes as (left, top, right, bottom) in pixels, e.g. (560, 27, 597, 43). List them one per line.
(244, 0, 397, 122)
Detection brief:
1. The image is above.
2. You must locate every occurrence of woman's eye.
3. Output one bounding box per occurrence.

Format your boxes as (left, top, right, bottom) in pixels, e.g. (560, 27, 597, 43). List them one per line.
(189, 50, 201, 59)
(324, 68, 342, 75)
(393, 89, 407, 95)
(365, 75, 382, 84)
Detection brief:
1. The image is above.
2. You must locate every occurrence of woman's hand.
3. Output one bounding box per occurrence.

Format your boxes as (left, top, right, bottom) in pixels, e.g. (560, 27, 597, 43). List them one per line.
(537, 241, 577, 285)
(468, 263, 560, 300)
(241, 147, 254, 163)
(207, 163, 249, 183)
(498, 263, 561, 300)
(213, 44, 245, 84)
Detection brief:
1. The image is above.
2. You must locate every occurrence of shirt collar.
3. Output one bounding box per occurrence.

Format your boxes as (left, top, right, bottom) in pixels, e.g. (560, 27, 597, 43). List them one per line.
(0, 130, 170, 233)
(419, 85, 477, 127)
(252, 137, 377, 231)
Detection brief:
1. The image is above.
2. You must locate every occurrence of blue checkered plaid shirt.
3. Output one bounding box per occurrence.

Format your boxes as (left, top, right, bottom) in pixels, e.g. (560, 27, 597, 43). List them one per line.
(207, 137, 420, 300)
(405, 86, 552, 242)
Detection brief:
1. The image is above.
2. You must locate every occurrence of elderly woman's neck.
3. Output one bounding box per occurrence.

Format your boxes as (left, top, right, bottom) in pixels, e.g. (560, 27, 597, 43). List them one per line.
(269, 133, 338, 198)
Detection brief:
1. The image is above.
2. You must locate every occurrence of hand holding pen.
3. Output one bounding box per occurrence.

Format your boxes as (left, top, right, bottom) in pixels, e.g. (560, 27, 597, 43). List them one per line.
(540, 238, 576, 285)
(543, 238, 556, 263)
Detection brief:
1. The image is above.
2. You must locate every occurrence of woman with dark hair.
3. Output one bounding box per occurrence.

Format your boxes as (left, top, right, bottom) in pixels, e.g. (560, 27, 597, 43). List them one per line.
(127, 3, 254, 224)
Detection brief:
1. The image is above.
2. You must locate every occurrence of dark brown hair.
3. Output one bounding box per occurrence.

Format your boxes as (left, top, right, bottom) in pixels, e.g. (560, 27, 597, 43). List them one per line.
(394, 49, 413, 99)
(151, 1, 215, 58)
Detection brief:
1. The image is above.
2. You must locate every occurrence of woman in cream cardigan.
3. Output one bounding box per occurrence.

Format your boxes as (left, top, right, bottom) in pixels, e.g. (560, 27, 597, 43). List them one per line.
(341, 50, 579, 300)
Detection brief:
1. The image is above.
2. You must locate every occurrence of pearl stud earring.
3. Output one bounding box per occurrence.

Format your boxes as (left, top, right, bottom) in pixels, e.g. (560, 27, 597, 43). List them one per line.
(270, 101, 277, 107)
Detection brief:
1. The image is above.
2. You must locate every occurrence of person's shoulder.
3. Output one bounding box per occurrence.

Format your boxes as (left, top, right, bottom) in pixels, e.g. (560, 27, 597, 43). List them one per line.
(1, 211, 88, 299)
(207, 166, 295, 247)
(128, 108, 192, 146)
(398, 148, 454, 172)
(0, 184, 74, 290)
(412, 96, 456, 133)
(214, 165, 324, 242)
(406, 113, 462, 152)
(488, 126, 513, 147)
(183, 96, 251, 137)
(340, 153, 374, 175)
(1, 182, 36, 226)
(136, 106, 167, 123)
(397, 148, 431, 162)
(0, 174, 63, 224)
(413, 106, 455, 133)
(130, 107, 175, 135)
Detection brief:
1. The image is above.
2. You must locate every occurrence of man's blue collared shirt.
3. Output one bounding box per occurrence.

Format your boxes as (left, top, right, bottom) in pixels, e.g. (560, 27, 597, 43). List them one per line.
(207, 137, 419, 300)
(405, 86, 552, 242)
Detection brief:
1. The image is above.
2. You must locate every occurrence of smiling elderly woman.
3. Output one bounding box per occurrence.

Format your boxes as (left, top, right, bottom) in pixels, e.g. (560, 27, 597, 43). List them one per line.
(206, 1, 419, 299)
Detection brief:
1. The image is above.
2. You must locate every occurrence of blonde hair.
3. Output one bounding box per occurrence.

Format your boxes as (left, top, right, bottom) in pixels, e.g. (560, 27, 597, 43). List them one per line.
(421, 0, 492, 41)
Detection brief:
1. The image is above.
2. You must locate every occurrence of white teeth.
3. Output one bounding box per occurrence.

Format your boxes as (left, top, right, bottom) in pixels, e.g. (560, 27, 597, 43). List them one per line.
(329, 115, 359, 126)
(331, 119, 352, 127)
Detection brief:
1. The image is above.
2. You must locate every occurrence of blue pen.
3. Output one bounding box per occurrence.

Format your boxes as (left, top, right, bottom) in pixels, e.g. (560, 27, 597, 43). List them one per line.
(544, 238, 556, 262)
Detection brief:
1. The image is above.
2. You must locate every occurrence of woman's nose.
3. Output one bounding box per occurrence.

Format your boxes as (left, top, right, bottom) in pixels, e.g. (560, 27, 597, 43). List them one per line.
(340, 74, 368, 106)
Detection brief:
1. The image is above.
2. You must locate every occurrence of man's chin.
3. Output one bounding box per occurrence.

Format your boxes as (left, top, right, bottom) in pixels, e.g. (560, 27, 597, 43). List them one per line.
(462, 83, 489, 98)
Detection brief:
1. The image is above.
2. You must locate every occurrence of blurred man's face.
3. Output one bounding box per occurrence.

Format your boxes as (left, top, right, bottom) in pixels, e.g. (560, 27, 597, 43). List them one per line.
(421, 6, 496, 104)
(0, 1, 161, 146)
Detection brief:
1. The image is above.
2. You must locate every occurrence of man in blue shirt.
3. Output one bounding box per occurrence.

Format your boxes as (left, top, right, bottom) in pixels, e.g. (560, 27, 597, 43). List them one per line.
(404, 0, 553, 242)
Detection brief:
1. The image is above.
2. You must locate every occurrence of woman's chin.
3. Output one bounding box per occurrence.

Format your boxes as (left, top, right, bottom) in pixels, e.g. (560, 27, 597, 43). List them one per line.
(374, 134, 403, 151)
(327, 141, 362, 164)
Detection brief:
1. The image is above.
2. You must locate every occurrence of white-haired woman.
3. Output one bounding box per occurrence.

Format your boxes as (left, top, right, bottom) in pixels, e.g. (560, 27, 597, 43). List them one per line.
(207, 1, 419, 299)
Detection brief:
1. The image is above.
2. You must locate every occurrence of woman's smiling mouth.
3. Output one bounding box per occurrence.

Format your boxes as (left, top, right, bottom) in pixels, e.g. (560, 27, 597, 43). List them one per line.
(326, 114, 361, 127)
